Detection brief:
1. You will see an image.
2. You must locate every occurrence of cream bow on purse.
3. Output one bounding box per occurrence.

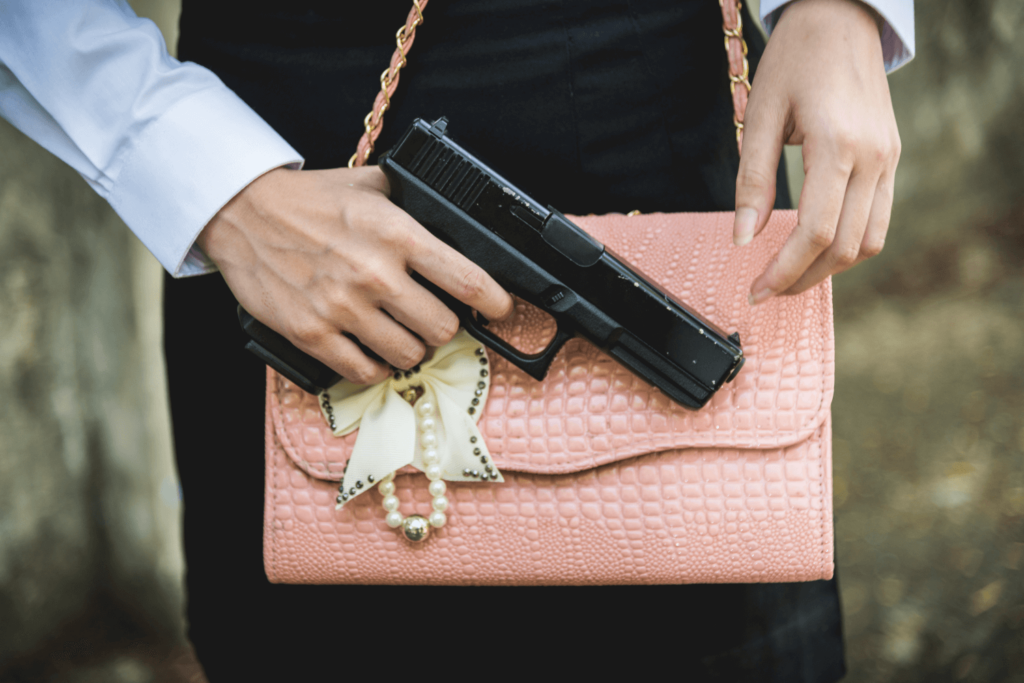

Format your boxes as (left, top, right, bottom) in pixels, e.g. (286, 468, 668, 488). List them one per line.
(321, 331, 502, 540)
(261, 0, 836, 585)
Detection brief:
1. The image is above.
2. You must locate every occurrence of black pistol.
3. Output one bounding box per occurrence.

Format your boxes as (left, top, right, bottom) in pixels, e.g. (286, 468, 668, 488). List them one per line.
(239, 117, 744, 409)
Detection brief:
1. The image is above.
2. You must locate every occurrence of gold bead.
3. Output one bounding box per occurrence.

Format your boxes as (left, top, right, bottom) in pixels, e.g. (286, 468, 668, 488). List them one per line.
(401, 514, 431, 542)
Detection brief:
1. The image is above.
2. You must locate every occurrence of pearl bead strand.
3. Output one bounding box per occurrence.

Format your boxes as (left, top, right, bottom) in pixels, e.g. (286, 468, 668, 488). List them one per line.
(380, 398, 449, 541)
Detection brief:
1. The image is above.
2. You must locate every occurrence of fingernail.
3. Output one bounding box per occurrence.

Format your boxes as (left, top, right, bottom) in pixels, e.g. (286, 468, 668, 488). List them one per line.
(734, 207, 758, 246)
(749, 288, 774, 306)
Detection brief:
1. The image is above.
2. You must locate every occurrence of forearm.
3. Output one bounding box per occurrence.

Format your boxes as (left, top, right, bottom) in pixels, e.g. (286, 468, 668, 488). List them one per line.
(0, 0, 303, 276)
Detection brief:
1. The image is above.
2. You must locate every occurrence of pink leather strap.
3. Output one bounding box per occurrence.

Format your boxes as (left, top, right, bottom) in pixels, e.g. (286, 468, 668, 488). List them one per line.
(351, 0, 750, 166)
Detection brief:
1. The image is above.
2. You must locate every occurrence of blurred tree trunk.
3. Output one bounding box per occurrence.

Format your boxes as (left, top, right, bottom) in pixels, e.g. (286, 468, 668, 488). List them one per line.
(0, 0, 184, 666)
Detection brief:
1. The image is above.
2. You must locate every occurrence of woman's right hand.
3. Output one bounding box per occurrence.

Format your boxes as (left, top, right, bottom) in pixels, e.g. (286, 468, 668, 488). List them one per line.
(196, 165, 514, 385)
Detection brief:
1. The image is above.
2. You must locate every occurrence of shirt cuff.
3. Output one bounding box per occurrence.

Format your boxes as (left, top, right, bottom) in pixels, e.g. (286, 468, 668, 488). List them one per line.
(106, 83, 304, 278)
(759, 0, 915, 73)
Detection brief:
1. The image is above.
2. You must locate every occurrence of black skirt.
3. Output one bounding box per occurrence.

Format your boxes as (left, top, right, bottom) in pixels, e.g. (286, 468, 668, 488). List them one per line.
(167, 1, 844, 680)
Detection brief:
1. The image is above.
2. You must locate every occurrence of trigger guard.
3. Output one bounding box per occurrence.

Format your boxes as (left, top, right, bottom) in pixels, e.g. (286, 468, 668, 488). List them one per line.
(459, 311, 573, 381)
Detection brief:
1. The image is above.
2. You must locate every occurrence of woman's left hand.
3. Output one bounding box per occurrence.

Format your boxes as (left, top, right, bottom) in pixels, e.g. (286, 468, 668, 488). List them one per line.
(734, 0, 901, 304)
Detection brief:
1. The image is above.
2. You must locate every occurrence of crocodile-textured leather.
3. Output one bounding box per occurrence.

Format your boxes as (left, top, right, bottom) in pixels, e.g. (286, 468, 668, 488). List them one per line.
(264, 210, 836, 584)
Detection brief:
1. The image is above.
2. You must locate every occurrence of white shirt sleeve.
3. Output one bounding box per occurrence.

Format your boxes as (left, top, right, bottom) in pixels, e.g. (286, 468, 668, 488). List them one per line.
(759, 0, 915, 73)
(0, 0, 304, 277)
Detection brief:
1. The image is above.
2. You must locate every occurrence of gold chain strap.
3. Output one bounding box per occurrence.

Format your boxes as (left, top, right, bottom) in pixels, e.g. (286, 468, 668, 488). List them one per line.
(348, 0, 426, 168)
(720, 0, 751, 152)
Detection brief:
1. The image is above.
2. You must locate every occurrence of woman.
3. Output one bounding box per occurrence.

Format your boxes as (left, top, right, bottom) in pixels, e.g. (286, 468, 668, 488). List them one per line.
(1, 0, 911, 679)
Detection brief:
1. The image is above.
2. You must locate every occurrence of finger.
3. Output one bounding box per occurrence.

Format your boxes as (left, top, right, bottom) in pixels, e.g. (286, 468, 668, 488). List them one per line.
(856, 168, 894, 264)
(781, 167, 878, 295)
(749, 146, 850, 304)
(407, 237, 514, 323)
(381, 277, 461, 347)
(734, 87, 786, 246)
(299, 328, 391, 385)
(349, 309, 427, 370)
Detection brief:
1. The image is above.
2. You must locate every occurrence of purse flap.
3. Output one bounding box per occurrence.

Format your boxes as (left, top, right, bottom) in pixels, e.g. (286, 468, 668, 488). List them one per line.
(269, 210, 834, 481)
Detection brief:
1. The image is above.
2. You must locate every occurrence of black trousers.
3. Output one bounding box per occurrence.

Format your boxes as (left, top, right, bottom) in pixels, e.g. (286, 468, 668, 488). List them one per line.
(167, 1, 844, 679)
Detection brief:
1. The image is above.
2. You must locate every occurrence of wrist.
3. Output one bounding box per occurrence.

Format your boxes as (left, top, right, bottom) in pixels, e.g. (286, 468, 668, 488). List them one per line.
(776, 0, 884, 37)
(769, 0, 888, 74)
(196, 165, 292, 265)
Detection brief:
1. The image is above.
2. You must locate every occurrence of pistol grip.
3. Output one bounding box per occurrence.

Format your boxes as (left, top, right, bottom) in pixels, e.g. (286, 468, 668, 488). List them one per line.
(237, 305, 342, 395)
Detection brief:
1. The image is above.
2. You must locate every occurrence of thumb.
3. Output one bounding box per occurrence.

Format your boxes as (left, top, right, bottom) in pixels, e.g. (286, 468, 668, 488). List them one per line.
(734, 92, 786, 246)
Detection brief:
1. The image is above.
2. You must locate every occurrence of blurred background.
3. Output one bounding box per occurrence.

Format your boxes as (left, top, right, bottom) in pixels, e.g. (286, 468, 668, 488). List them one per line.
(0, 0, 1022, 681)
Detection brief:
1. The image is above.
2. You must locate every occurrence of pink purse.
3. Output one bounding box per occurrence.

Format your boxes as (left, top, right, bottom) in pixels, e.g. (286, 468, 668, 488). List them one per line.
(263, 0, 835, 585)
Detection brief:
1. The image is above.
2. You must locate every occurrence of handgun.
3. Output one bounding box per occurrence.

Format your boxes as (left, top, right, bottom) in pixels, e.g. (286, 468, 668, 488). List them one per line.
(238, 117, 744, 409)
